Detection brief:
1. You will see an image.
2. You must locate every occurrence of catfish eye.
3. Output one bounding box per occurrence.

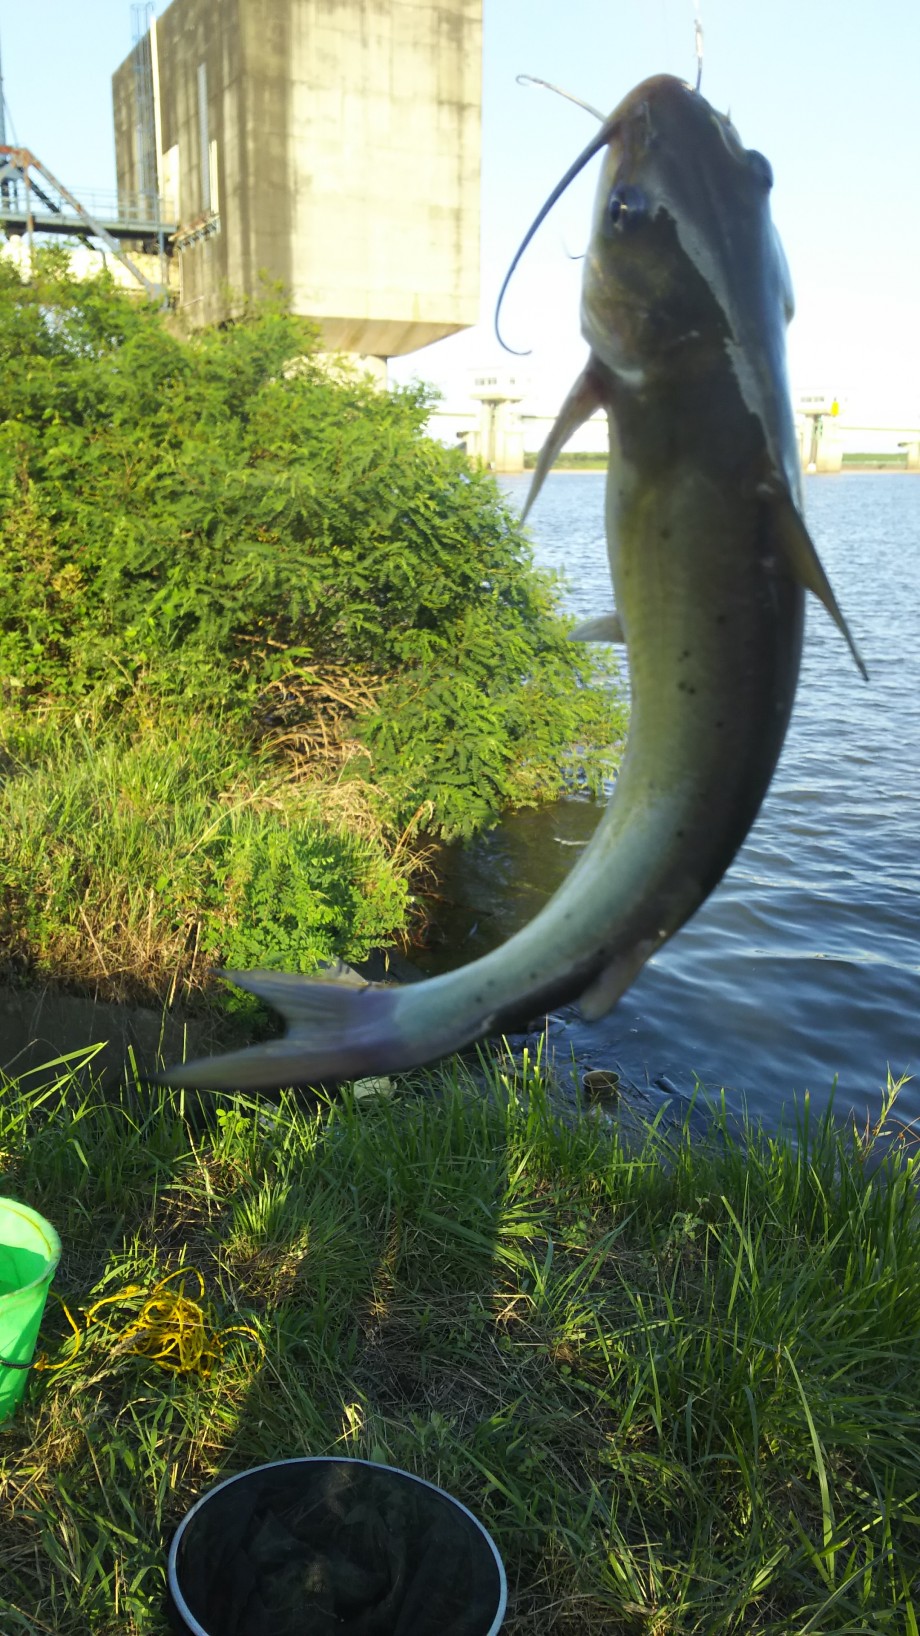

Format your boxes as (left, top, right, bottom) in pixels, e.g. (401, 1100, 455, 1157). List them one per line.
(606, 184, 648, 230)
(746, 149, 773, 189)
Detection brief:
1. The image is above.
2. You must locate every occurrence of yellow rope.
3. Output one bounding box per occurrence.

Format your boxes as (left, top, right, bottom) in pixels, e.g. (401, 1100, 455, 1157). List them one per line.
(35, 1268, 264, 1378)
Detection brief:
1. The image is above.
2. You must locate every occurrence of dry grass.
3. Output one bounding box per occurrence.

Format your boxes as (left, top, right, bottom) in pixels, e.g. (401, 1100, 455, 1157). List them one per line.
(260, 663, 385, 777)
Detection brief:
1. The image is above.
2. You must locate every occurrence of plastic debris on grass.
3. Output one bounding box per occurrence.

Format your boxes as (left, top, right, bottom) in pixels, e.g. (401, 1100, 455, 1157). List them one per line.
(36, 1267, 264, 1378)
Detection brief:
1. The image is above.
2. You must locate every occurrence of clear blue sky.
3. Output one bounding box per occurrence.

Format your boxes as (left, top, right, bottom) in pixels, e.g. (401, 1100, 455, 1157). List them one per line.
(2, 1, 918, 415)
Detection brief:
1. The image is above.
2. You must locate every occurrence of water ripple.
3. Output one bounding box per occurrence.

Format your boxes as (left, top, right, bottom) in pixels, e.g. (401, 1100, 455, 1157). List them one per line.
(437, 472, 920, 1129)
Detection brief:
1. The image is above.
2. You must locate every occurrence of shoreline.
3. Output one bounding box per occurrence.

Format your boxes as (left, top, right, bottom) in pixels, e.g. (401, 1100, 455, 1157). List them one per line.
(516, 463, 919, 476)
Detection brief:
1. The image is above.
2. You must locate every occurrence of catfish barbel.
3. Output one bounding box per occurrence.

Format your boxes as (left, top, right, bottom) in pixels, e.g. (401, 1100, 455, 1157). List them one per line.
(164, 74, 865, 1092)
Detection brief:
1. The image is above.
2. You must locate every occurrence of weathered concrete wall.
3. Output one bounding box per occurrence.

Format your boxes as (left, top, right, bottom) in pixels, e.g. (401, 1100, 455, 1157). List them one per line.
(114, 0, 245, 328)
(112, 0, 481, 353)
(278, 0, 480, 353)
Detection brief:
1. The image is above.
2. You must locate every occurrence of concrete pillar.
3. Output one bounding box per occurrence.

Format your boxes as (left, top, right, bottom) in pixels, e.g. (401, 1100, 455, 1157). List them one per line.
(814, 428, 843, 472)
(472, 398, 524, 472)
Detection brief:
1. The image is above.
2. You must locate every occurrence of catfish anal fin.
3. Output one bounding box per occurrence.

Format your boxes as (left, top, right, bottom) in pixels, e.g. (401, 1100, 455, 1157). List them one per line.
(578, 939, 659, 1022)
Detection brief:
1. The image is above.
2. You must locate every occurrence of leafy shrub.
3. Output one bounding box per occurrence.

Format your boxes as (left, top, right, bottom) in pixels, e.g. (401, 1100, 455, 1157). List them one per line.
(0, 249, 624, 842)
(212, 822, 408, 975)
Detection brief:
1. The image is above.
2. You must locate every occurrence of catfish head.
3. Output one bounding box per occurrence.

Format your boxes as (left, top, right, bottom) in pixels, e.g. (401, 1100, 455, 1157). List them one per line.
(583, 77, 792, 391)
(498, 74, 802, 501)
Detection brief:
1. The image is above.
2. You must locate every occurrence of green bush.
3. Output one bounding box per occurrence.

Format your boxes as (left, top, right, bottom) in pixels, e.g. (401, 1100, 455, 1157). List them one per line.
(0, 249, 624, 841)
(213, 820, 408, 976)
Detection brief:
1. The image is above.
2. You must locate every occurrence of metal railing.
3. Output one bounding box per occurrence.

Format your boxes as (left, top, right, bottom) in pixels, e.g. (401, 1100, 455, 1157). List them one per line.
(0, 178, 175, 225)
(0, 145, 173, 299)
(0, 160, 176, 234)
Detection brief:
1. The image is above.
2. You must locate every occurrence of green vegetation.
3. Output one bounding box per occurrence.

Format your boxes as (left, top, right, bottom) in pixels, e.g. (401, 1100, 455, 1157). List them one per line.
(840, 453, 909, 469)
(1, 705, 408, 1005)
(524, 450, 607, 471)
(0, 249, 624, 1003)
(1, 1054, 918, 1633)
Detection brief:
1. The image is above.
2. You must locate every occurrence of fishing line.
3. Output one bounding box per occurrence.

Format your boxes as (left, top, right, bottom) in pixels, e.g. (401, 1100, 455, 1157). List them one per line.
(694, 2, 704, 92)
(515, 75, 604, 123)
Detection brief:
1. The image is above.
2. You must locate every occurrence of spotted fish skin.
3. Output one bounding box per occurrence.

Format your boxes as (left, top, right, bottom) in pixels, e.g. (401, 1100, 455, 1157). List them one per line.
(163, 75, 864, 1092)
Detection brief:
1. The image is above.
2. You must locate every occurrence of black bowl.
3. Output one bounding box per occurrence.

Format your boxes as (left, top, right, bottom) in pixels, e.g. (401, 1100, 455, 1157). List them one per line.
(168, 1456, 507, 1636)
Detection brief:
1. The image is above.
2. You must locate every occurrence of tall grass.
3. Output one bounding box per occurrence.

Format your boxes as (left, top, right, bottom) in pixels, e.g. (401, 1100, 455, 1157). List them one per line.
(0, 1053, 917, 1633)
(0, 701, 410, 1006)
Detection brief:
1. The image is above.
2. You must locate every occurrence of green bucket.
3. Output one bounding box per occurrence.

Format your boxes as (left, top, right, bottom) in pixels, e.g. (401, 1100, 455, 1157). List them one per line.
(0, 1197, 61, 1423)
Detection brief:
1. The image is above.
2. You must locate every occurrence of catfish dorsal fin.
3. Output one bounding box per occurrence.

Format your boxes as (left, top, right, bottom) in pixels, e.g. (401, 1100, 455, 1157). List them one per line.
(775, 498, 868, 681)
(522, 362, 604, 520)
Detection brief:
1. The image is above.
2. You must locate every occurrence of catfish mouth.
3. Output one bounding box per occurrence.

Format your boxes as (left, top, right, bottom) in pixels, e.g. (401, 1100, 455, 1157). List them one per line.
(579, 76, 783, 386)
(494, 74, 738, 358)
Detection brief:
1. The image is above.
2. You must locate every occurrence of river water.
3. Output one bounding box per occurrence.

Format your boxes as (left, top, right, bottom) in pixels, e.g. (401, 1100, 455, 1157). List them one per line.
(418, 471, 920, 1132)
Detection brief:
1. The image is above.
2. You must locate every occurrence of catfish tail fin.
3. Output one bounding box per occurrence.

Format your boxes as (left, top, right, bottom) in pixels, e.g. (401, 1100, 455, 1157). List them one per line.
(159, 968, 414, 1091)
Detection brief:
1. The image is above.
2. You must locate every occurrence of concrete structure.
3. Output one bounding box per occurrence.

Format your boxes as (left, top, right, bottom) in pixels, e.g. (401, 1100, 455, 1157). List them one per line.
(461, 369, 527, 470)
(112, 0, 481, 355)
(427, 381, 920, 475)
(794, 394, 920, 472)
(428, 383, 607, 471)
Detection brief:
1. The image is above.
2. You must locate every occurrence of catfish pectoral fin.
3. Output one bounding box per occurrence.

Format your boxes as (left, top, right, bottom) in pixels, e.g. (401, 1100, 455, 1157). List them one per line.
(159, 969, 408, 1090)
(522, 362, 605, 519)
(569, 612, 625, 643)
(775, 498, 868, 680)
